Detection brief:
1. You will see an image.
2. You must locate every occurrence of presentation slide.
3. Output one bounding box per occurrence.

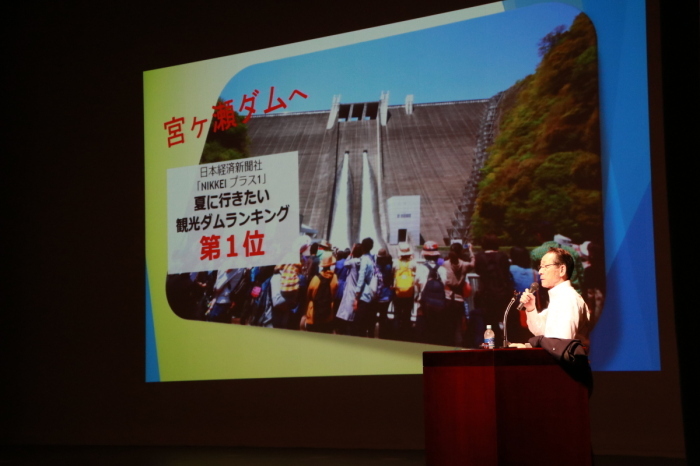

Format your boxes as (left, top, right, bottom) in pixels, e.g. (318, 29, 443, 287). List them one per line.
(145, 0, 659, 382)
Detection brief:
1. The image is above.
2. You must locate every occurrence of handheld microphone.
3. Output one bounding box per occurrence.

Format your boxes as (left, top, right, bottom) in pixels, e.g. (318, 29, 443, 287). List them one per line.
(516, 282, 539, 311)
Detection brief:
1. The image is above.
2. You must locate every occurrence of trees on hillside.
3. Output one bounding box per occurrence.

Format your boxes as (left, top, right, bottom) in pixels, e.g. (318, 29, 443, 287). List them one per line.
(472, 13, 601, 245)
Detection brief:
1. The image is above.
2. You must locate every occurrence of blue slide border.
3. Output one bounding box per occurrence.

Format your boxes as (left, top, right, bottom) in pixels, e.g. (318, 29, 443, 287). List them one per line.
(506, 0, 659, 370)
(145, 264, 160, 382)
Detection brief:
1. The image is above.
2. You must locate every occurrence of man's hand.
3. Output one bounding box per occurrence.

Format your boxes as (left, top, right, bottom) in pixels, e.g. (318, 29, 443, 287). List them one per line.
(519, 288, 537, 312)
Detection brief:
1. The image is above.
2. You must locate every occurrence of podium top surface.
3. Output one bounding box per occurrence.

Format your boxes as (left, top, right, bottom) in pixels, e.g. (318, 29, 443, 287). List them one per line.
(423, 348, 559, 367)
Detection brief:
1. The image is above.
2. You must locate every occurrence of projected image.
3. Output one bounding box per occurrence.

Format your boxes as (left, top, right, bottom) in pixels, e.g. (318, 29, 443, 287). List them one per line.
(164, 3, 604, 348)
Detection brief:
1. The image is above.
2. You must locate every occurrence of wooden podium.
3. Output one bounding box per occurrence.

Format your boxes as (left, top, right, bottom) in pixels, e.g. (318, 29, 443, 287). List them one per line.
(423, 349, 591, 466)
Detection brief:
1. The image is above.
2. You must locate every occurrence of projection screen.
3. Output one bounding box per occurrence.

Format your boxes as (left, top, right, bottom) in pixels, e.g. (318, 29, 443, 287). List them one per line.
(145, 0, 659, 381)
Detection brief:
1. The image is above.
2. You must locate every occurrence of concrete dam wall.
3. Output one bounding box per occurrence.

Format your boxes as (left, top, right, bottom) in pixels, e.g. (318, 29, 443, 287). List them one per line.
(246, 96, 495, 250)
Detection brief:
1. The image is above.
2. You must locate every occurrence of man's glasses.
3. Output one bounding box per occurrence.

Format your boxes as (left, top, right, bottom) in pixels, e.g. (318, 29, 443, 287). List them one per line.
(539, 263, 560, 271)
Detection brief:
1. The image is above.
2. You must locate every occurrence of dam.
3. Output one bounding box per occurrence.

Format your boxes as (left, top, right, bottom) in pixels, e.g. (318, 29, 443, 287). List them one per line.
(245, 93, 501, 250)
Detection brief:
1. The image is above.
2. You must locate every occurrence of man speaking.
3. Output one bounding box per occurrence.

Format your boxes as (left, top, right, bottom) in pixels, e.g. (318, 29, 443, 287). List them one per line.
(519, 247, 591, 347)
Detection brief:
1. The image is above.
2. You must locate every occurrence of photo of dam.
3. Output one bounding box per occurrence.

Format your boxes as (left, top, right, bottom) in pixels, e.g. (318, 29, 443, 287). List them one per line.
(172, 2, 604, 343)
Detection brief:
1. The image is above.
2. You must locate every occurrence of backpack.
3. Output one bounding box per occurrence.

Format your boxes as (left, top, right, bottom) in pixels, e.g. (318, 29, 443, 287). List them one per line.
(313, 274, 333, 322)
(395, 260, 415, 298)
(270, 273, 285, 307)
(420, 262, 446, 311)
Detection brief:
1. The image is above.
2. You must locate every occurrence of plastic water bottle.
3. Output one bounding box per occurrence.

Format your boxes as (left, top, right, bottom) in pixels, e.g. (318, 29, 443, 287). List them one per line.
(484, 325, 495, 349)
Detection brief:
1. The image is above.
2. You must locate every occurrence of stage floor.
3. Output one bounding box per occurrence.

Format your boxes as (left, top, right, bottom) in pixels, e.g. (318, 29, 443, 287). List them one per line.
(1, 446, 688, 465)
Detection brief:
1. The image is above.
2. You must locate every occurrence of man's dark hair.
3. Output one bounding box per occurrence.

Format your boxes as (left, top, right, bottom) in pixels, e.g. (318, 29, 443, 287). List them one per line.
(361, 237, 374, 254)
(547, 247, 574, 280)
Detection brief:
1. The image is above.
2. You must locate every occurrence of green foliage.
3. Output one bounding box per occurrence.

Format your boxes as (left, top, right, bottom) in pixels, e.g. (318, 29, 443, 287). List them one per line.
(199, 99, 251, 164)
(201, 140, 247, 164)
(472, 13, 602, 245)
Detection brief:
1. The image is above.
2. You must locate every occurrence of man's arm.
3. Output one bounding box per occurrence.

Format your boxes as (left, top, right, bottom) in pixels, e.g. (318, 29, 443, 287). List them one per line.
(465, 244, 475, 269)
(414, 264, 426, 300)
(521, 287, 547, 336)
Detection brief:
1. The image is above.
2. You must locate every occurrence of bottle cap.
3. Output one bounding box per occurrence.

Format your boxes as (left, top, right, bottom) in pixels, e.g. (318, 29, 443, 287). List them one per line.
(486, 325, 492, 329)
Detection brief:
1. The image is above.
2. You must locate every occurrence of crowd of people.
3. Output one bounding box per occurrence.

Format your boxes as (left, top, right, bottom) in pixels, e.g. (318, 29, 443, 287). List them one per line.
(166, 226, 604, 348)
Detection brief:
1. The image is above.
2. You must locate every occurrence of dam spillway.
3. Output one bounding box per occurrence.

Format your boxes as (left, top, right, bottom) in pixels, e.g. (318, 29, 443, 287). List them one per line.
(245, 96, 491, 250)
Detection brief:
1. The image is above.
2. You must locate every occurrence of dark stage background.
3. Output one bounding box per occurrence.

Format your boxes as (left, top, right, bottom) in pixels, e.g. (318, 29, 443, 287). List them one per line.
(4, 0, 698, 461)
